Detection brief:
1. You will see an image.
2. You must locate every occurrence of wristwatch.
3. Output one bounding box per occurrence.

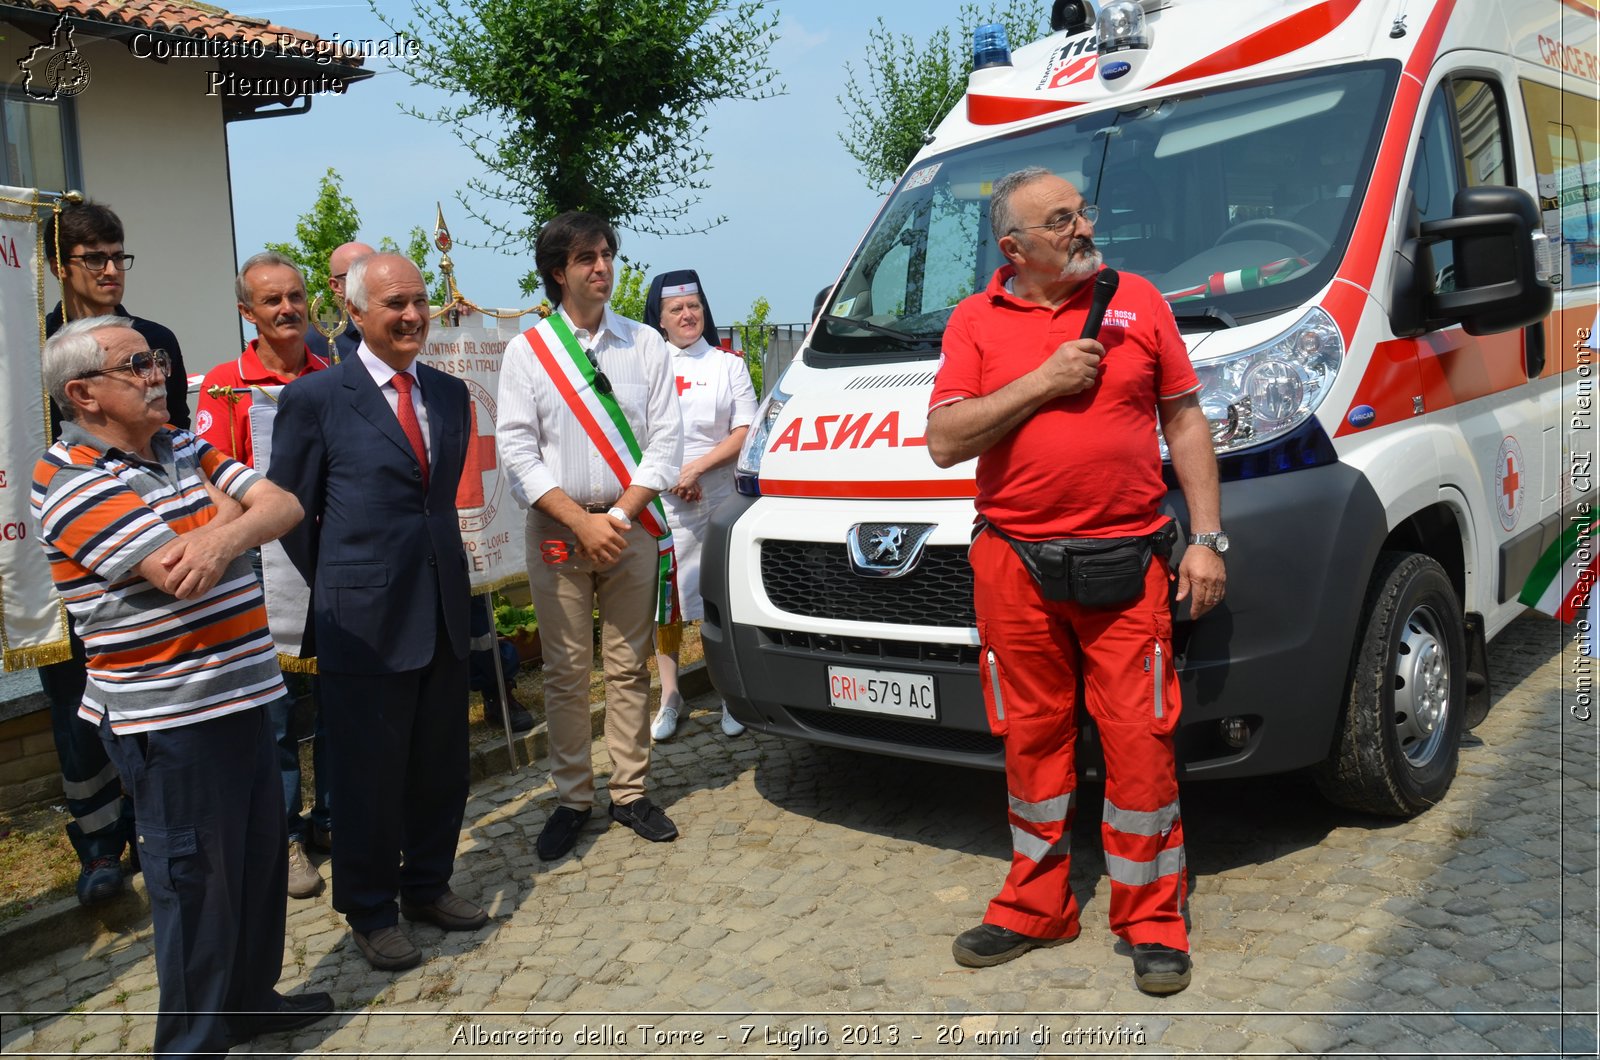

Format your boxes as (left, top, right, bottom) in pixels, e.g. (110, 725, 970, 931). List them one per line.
(607, 506, 631, 528)
(1189, 531, 1229, 554)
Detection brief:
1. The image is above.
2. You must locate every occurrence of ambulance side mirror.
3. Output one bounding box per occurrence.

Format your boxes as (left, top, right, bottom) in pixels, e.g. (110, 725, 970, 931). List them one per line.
(1391, 185, 1553, 338)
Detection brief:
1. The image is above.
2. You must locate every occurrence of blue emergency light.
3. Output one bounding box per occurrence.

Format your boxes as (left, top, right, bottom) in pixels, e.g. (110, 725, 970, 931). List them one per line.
(972, 24, 1012, 70)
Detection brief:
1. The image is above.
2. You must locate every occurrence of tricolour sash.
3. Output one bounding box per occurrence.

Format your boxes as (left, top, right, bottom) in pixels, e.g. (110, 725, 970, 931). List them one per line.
(522, 315, 680, 625)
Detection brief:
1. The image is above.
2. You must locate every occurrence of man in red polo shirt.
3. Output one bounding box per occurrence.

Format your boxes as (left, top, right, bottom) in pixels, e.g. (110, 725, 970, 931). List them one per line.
(928, 167, 1225, 996)
(197, 251, 332, 902)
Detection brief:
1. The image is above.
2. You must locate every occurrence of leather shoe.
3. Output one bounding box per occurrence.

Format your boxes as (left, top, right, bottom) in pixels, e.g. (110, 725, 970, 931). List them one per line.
(76, 856, 124, 906)
(308, 823, 333, 853)
(952, 922, 1077, 968)
(1132, 943, 1192, 995)
(227, 990, 334, 1044)
(537, 805, 591, 861)
(286, 839, 324, 899)
(401, 889, 489, 931)
(483, 689, 535, 733)
(352, 925, 422, 971)
(609, 796, 679, 842)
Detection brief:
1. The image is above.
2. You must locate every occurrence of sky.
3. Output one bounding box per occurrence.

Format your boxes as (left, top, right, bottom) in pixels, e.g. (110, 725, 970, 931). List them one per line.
(226, 1, 1007, 326)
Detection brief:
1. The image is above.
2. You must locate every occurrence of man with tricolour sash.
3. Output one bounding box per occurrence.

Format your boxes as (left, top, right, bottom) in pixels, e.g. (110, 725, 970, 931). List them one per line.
(496, 211, 684, 860)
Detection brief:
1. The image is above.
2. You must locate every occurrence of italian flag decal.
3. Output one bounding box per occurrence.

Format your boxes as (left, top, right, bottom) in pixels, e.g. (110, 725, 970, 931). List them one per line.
(1518, 514, 1598, 623)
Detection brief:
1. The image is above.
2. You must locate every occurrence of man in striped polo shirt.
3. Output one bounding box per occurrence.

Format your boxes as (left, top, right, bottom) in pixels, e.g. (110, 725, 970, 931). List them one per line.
(32, 317, 331, 1057)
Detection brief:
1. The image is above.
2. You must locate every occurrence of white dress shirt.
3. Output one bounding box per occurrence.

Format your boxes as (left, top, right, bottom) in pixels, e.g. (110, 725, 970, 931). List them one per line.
(356, 343, 431, 461)
(496, 304, 683, 509)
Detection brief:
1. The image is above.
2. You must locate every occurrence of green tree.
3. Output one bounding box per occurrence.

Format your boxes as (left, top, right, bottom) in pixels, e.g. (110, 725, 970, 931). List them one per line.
(377, 227, 447, 307)
(610, 263, 649, 322)
(838, 3, 1046, 193)
(376, 0, 784, 295)
(735, 295, 770, 394)
(265, 167, 359, 312)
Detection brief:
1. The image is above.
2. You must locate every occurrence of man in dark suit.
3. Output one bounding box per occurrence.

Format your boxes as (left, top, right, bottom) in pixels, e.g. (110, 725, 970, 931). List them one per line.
(268, 253, 487, 971)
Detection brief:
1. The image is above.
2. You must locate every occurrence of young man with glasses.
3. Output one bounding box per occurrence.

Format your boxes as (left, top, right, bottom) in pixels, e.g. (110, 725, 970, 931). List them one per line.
(35, 201, 192, 907)
(496, 211, 684, 860)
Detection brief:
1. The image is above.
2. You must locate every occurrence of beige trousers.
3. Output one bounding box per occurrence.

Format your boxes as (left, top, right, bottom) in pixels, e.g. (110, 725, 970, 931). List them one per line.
(524, 511, 657, 809)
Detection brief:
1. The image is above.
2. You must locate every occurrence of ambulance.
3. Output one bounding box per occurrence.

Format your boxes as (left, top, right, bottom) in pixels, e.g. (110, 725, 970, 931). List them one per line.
(701, 0, 1598, 816)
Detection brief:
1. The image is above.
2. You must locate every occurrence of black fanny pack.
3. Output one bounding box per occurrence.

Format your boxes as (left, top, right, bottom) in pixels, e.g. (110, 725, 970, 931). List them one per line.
(985, 520, 1177, 608)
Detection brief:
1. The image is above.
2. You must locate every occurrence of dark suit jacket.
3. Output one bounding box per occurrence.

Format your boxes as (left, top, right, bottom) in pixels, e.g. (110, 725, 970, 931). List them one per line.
(268, 355, 471, 674)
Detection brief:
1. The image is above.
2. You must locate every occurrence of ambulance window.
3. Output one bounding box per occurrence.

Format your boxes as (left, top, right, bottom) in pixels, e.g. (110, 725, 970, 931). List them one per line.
(1409, 77, 1511, 294)
(1520, 79, 1599, 290)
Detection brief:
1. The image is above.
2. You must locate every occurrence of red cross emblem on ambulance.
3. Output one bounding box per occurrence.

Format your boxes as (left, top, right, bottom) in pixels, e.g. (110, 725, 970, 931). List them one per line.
(1495, 436, 1524, 532)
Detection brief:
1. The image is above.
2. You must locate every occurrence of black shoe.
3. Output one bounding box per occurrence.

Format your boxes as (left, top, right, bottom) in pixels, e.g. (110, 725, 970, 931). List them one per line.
(537, 805, 591, 861)
(483, 690, 535, 733)
(76, 856, 124, 906)
(308, 823, 333, 853)
(608, 797, 679, 842)
(952, 922, 1076, 968)
(1131, 943, 1192, 995)
(227, 990, 335, 1044)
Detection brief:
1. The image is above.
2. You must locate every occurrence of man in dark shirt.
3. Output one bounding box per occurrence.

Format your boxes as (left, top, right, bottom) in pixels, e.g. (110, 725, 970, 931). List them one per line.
(37, 200, 192, 905)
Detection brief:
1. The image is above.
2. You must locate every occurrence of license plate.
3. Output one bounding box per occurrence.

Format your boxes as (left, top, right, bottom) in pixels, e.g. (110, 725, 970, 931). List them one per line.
(827, 665, 937, 721)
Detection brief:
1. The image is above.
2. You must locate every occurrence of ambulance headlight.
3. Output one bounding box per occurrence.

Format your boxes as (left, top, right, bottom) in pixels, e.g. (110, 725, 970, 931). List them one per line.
(735, 382, 792, 496)
(1164, 308, 1343, 458)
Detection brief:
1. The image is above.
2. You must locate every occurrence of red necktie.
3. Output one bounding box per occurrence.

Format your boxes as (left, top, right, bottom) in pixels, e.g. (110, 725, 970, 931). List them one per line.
(391, 372, 429, 490)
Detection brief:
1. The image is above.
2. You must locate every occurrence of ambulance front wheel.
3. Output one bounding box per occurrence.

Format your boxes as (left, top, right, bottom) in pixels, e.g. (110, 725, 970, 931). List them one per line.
(1315, 552, 1466, 817)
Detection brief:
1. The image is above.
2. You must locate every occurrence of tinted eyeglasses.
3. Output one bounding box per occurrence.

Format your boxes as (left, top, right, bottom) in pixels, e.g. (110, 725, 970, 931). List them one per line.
(1012, 204, 1099, 238)
(585, 350, 613, 396)
(78, 348, 172, 382)
(66, 252, 136, 272)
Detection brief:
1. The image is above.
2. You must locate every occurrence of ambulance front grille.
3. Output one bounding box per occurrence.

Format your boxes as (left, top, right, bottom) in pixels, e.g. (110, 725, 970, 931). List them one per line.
(844, 370, 938, 390)
(759, 540, 976, 627)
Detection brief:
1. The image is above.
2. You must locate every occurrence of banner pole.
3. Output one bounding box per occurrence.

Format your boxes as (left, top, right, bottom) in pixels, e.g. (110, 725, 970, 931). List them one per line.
(486, 593, 520, 769)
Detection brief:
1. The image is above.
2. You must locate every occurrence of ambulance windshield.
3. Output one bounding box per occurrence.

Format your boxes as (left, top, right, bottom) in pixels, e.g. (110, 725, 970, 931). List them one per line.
(814, 63, 1397, 355)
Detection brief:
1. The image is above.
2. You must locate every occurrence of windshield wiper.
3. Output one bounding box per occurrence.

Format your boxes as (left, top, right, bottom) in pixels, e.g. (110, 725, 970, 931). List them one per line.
(1172, 307, 1238, 330)
(818, 313, 937, 348)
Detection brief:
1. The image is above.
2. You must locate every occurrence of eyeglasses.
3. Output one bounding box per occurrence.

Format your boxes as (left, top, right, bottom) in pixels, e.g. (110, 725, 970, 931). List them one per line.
(1012, 204, 1099, 238)
(78, 348, 171, 382)
(65, 252, 135, 272)
(585, 349, 613, 396)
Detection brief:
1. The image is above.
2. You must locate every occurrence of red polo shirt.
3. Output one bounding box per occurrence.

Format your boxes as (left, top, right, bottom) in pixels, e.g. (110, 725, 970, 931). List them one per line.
(930, 265, 1199, 541)
(195, 340, 331, 468)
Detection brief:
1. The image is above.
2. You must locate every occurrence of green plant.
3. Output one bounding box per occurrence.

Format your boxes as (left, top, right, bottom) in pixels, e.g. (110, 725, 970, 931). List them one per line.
(735, 295, 770, 394)
(493, 593, 538, 636)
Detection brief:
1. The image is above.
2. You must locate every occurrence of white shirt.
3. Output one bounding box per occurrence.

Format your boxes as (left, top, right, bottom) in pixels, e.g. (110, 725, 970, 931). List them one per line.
(671, 337, 758, 462)
(497, 304, 683, 509)
(356, 343, 431, 461)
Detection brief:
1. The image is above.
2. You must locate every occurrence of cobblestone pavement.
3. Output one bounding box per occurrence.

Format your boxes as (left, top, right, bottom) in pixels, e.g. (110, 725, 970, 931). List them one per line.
(1, 612, 1595, 1058)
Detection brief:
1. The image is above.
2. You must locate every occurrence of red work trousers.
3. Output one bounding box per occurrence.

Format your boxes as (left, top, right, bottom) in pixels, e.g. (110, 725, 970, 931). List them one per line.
(971, 527, 1188, 950)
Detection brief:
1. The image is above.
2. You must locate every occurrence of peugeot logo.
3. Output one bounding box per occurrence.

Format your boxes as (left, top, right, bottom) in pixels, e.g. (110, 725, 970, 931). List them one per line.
(846, 523, 936, 578)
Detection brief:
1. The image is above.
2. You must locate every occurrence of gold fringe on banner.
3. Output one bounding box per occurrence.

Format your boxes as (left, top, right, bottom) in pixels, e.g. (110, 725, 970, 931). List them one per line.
(655, 620, 683, 657)
(277, 653, 320, 675)
(5, 640, 73, 670)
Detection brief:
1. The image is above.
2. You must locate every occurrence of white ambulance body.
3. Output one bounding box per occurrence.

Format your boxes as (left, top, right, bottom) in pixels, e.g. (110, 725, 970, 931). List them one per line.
(703, 0, 1597, 815)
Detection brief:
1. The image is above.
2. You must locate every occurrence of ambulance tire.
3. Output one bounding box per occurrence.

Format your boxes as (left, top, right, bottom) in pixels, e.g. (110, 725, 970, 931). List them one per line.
(1315, 552, 1465, 818)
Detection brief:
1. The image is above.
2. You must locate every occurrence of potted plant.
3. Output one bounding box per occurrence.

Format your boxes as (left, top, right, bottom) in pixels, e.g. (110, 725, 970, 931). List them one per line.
(493, 594, 541, 668)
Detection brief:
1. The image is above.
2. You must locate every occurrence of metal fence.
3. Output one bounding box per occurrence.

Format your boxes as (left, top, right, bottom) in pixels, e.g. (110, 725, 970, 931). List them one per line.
(728, 323, 810, 397)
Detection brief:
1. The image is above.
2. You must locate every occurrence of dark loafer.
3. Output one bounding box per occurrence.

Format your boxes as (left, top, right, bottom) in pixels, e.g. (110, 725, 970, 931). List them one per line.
(401, 889, 489, 931)
(537, 805, 592, 861)
(352, 925, 422, 971)
(608, 797, 679, 842)
(227, 990, 335, 1044)
(1132, 943, 1192, 995)
(952, 922, 1077, 967)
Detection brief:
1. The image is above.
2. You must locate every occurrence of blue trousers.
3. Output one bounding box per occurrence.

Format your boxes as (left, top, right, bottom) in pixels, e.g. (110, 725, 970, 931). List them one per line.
(39, 625, 132, 865)
(98, 707, 287, 1059)
(320, 637, 470, 935)
(269, 680, 332, 843)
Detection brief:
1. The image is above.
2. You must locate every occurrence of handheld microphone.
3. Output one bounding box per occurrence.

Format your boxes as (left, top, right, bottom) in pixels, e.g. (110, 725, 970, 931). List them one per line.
(1080, 267, 1121, 342)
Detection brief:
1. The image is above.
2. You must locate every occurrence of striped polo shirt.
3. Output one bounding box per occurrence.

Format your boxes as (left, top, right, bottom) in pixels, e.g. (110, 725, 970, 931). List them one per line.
(31, 423, 286, 733)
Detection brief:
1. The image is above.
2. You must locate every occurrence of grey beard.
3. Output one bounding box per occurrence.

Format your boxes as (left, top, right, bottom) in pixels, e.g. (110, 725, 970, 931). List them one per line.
(1062, 247, 1104, 281)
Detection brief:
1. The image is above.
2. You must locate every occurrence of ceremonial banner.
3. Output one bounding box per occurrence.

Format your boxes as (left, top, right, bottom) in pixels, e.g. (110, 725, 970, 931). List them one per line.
(250, 322, 527, 665)
(247, 387, 313, 670)
(417, 322, 528, 594)
(0, 187, 67, 670)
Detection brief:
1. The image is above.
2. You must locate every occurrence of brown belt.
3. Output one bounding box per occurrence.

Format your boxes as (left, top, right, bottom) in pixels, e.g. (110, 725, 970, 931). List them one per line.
(583, 502, 617, 513)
